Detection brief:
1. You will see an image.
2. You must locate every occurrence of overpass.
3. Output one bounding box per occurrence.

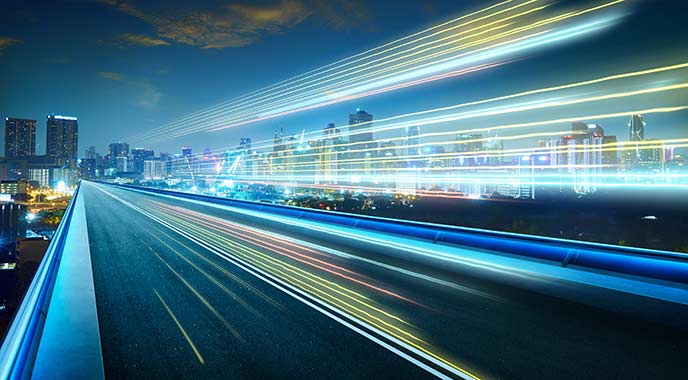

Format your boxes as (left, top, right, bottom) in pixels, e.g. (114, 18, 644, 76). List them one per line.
(0, 181, 686, 379)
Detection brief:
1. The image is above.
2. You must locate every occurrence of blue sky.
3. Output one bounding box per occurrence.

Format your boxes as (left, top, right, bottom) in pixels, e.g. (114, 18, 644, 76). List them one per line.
(1, 0, 686, 156)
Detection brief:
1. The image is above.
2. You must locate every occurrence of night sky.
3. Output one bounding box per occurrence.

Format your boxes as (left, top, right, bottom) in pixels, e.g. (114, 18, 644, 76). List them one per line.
(1, 0, 686, 156)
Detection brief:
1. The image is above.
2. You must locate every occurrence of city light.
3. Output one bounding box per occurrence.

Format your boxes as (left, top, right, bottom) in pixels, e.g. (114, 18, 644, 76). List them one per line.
(3, 1, 688, 379)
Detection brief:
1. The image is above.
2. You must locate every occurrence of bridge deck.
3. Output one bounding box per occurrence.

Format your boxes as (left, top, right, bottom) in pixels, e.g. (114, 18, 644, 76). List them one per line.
(73, 181, 687, 379)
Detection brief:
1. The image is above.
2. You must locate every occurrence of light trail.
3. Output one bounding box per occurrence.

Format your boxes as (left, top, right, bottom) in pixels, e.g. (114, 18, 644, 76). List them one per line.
(167, 104, 688, 172)
(178, 10, 618, 138)
(153, 200, 426, 307)
(162, 61, 688, 166)
(130, 0, 518, 141)
(132, 0, 543, 140)
(92, 183, 483, 379)
(130, 0, 625, 143)
(153, 289, 206, 365)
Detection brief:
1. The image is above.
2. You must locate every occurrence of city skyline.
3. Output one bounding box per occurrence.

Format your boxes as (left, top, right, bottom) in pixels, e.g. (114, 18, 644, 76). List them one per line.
(1, 0, 687, 155)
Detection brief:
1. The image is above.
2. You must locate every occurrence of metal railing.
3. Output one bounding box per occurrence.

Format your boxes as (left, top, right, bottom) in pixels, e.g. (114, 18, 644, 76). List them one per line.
(116, 183, 688, 284)
(0, 184, 81, 379)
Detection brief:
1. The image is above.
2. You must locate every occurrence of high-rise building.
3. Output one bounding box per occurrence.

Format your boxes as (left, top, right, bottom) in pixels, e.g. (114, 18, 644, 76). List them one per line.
(238, 138, 252, 153)
(348, 110, 374, 175)
(628, 114, 646, 166)
(348, 109, 373, 144)
(144, 159, 167, 180)
(455, 134, 483, 167)
(237, 138, 253, 177)
(159, 152, 172, 175)
(181, 146, 192, 158)
(85, 145, 97, 159)
(115, 156, 129, 173)
(322, 123, 344, 183)
(483, 137, 504, 166)
(404, 126, 421, 167)
(80, 158, 96, 180)
(629, 114, 645, 142)
(130, 148, 155, 174)
(601, 135, 619, 170)
(46, 114, 79, 168)
(108, 142, 129, 169)
(5, 118, 36, 159)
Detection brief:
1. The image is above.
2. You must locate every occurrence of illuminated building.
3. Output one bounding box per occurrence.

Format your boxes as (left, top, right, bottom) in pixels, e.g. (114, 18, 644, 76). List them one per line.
(115, 156, 129, 173)
(455, 134, 483, 167)
(238, 138, 252, 153)
(404, 126, 421, 168)
(144, 159, 167, 180)
(51, 167, 79, 188)
(108, 142, 129, 169)
(80, 158, 96, 180)
(238, 138, 253, 176)
(181, 146, 192, 158)
(629, 114, 645, 142)
(130, 148, 154, 174)
(348, 110, 375, 175)
(46, 114, 78, 168)
(627, 114, 646, 167)
(0, 180, 28, 197)
(0, 202, 25, 255)
(483, 136, 504, 166)
(348, 109, 373, 144)
(28, 168, 51, 188)
(5, 118, 36, 159)
(322, 123, 344, 183)
(602, 135, 619, 170)
(85, 146, 97, 159)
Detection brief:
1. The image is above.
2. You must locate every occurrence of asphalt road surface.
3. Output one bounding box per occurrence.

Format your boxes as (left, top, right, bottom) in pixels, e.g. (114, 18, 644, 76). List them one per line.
(81, 181, 688, 379)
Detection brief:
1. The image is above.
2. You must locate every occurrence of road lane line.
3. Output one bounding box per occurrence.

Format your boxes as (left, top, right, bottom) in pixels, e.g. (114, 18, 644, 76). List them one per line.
(90, 183, 480, 379)
(146, 245, 246, 343)
(142, 221, 288, 312)
(135, 226, 266, 320)
(153, 289, 205, 365)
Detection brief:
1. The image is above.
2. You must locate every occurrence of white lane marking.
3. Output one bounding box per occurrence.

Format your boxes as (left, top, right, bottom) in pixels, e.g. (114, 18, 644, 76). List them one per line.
(90, 182, 477, 379)
(122, 185, 523, 294)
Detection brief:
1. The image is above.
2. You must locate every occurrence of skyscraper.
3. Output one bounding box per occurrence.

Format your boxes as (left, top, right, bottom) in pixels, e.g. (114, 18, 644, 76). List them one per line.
(348, 110, 374, 175)
(405, 126, 420, 156)
(108, 142, 129, 169)
(348, 109, 373, 144)
(5, 118, 36, 159)
(629, 114, 645, 142)
(238, 138, 252, 153)
(628, 114, 646, 165)
(181, 146, 192, 158)
(455, 134, 483, 167)
(46, 114, 79, 168)
(130, 148, 155, 174)
(404, 126, 421, 168)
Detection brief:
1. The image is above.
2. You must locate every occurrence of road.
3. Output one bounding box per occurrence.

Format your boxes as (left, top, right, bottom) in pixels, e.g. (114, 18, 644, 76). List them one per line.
(81, 181, 688, 379)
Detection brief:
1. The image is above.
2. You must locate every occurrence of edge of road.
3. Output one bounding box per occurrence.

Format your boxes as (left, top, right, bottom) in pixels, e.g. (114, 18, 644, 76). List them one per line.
(109, 182, 688, 285)
(31, 182, 105, 379)
(103, 182, 688, 328)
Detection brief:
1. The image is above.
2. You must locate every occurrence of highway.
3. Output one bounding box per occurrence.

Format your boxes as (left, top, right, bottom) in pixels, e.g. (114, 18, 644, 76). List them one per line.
(81, 181, 688, 379)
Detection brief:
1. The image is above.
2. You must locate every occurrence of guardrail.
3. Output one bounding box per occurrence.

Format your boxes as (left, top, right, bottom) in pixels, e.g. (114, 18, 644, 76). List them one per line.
(115, 184, 688, 285)
(0, 184, 81, 380)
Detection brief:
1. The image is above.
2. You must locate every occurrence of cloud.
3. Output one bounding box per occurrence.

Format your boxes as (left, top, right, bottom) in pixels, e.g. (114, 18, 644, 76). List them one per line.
(0, 37, 21, 55)
(102, 32, 171, 47)
(99, 0, 370, 49)
(98, 71, 161, 108)
(99, 71, 125, 81)
(308, 0, 371, 30)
